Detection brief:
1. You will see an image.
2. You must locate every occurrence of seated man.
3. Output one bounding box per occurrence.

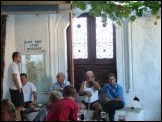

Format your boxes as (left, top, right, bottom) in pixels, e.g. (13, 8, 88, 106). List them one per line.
(99, 73, 125, 121)
(79, 71, 102, 120)
(20, 73, 37, 108)
(50, 72, 70, 97)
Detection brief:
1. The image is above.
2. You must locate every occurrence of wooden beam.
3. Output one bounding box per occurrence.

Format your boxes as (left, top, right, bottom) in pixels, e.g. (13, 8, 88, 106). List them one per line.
(1, 4, 71, 15)
(1, 1, 68, 5)
(1, 5, 58, 12)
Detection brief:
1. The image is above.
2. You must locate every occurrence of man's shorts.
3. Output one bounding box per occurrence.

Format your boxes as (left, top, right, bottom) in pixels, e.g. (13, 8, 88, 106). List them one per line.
(9, 89, 24, 107)
(82, 100, 99, 109)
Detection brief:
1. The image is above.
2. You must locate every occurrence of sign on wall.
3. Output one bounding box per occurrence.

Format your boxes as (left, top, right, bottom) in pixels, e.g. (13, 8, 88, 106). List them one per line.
(24, 40, 43, 52)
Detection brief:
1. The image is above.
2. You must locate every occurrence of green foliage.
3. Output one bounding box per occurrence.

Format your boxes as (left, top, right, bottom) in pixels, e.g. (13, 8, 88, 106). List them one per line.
(72, 1, 161, 26)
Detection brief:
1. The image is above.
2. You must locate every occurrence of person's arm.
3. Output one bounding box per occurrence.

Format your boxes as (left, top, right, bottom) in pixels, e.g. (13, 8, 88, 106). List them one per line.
(31, 83, 37, 102)
(13, 73, 21, 92)
(112, 97, 122, 101)
(78, 81, 85, 96)
(99, 85, 108, 103)
(91, 80, 101, 90)
(66, 80, 70, 86)
(61, 80, 71, 91)
(113, 85, 124, 101)
(77, 102, 86, 110)
(50, 82, 60, 91)
(33, 91, 37, 102)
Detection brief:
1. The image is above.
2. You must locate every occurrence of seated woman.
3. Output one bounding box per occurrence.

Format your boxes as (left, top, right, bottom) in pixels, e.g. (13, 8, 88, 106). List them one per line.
(34, 91, 62, 121)
(79, 71, 102, 120)
(1, 99, 17, 121)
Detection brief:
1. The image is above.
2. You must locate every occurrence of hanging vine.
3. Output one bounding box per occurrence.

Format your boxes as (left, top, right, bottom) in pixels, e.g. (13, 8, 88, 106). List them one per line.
(72, 1, 161, 26)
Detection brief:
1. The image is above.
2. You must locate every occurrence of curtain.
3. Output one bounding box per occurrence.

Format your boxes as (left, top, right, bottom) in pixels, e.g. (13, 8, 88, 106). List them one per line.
(1, 15, 7, 99)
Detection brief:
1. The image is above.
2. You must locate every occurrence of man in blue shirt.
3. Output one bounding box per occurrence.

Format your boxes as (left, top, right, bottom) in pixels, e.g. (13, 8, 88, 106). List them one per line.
(51, 72, 70, 97)
(99, 73, 125, 121)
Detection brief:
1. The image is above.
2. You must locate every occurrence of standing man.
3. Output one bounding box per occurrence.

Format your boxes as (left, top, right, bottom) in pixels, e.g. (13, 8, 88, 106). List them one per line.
(8, 52, 24, 121)
(100, 73, 125, 121)
(51, 72, 70, 97)
(20, 73, 37, 108)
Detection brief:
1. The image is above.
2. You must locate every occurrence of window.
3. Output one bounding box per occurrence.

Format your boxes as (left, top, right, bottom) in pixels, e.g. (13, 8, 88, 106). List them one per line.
(21, 54, 48, 92)
(72, 15, 114, 59)
(95, 17, 113, 59)
(73, 17, 88, 59)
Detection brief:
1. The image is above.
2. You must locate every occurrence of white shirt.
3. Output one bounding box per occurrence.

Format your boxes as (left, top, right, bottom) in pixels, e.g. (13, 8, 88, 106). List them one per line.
(22, 82, 37, 102)
(82, 81, 99, 103)
(8, 62, 22, 90)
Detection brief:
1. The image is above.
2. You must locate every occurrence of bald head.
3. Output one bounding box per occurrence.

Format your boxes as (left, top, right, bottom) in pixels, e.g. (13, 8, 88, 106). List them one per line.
(56, 72, 65, 83)
(85, 71, 95, 77)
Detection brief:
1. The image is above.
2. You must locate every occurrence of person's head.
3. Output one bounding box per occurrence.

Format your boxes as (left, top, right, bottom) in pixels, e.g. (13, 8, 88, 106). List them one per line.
(108, 73, 116, 86)
(56, 72, 65, 84)
(62, 85, 76, 98)
(85, 71, 95, 82)
(12, 52, 21, 63)
(48, 91, 62, 106)
(1, 99, 17, 121)
(20, 73, 28, 86)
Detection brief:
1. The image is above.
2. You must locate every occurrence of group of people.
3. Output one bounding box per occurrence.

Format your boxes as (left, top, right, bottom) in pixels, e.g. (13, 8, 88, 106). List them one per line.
(78, 71, 125, 121)
(1, 51, 125, 121)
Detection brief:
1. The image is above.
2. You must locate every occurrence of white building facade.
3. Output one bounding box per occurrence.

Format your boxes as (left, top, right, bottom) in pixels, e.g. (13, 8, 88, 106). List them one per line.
(2, 12, 161, 121)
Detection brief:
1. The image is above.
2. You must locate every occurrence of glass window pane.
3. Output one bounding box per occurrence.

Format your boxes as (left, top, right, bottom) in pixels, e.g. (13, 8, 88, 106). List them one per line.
(21, 54, 48, 92)
(96, 17, 113, 59)
(72, 17, 88, 59)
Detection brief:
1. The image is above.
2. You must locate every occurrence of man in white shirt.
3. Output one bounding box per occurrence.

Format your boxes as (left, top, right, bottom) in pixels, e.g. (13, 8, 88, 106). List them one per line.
(8, 52, 24, 121)
(20, 73, 37, 108)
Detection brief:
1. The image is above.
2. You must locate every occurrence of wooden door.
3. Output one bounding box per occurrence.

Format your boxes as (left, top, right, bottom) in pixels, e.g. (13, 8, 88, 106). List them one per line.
(67, 13, 117, 91)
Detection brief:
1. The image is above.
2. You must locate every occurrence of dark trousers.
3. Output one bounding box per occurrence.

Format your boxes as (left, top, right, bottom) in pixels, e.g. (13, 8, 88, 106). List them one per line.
(9, 88, 24, 107)
(102, 100, 124, 121)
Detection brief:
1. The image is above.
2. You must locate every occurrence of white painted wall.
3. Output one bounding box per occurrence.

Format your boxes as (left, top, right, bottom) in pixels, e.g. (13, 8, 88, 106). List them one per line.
(132, 16, 161, 121)
(2, 13, 161, 120)
(116, 15, 161, 121)
(3, 15, 16, 99)
(3, 14, 69, 103)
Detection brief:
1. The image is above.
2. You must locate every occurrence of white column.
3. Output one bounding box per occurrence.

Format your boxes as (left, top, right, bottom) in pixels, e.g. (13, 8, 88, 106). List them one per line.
(128, 22, 133, 92)
(122, 19, 134, 92)
(48, 14, 69, 83)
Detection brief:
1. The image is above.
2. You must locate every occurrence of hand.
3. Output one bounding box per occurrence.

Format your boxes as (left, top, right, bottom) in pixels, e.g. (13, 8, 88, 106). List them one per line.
(105, 97, 109, 102)
(60, 88, 63, 91)
(29, 102, 36, 108)
(102, 97, 109, 104)
(18, 88, 21, 93)
(78, 103, 86, 110)
(85, 91, 92, 97)
(91, 80, 96, 85)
